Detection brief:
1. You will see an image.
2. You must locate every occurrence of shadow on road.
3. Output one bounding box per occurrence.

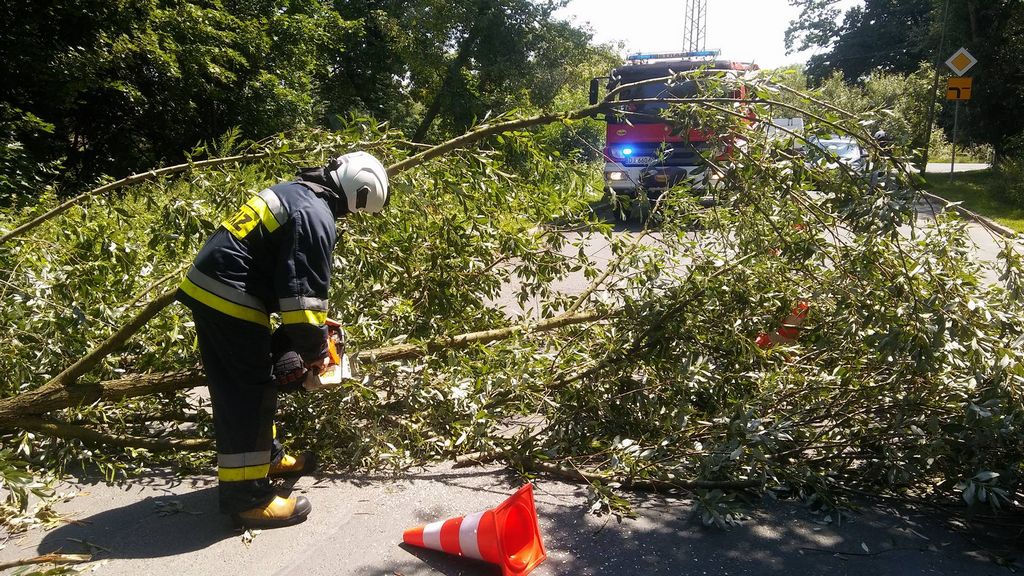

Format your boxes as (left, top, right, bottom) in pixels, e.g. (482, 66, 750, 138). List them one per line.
(590, 200, 650, 234)
(21, 462, 1022, 575)
(394, 542, 502, 576)
(349, 489, 1016, 576)
(38, 486, 236, 560)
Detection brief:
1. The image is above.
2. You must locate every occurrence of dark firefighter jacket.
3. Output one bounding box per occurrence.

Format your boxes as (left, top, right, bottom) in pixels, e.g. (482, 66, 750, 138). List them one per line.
(177, 179, 341, 363)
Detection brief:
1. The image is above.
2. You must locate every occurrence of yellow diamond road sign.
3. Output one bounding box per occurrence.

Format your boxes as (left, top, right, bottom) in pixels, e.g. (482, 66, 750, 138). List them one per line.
(945, 48, 978, 76)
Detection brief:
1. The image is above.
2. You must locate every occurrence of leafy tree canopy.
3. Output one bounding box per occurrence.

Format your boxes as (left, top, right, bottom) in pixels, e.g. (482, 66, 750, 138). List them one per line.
(786, 0, 1024, 156)
(0, 0, 617, 200)
(1, 0, 358, 188)
(787, 0, 933, 81)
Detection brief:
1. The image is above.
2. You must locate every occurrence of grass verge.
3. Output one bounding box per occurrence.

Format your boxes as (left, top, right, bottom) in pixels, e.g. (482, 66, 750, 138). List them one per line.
(924, 169, 1024, 234)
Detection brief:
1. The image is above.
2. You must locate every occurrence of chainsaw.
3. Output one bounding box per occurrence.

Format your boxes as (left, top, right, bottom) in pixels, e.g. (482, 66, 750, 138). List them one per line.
(272, 318, 354, 391)
(318, 318, 353, 385)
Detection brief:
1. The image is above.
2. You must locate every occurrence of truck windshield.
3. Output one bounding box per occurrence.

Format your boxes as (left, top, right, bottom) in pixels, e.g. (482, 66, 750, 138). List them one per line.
(613, 80, 700, 123)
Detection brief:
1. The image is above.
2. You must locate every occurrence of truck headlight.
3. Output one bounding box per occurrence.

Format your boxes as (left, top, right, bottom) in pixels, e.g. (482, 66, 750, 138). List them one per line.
(606, 171, 626, 181)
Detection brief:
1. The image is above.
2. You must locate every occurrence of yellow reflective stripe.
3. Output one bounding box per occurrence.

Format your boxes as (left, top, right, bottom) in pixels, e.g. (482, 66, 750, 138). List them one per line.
(180, 277, 270, 327)
(218, 463, 271, 482)
(248, 194, 282, 233)
(221, 194, 282, 239)
(222, 204, 260, 239)
(186, 266, 267, 311)
(280, 309, 328, 325)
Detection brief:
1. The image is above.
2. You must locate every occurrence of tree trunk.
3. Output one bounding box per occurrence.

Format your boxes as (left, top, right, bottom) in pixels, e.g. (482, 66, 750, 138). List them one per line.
(0, 370, 206, 422)
(967, 0, 979, 43)
(411, 0, 493, 143)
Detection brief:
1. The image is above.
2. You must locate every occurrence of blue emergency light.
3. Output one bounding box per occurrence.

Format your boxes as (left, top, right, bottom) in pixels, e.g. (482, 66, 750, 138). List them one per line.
(621, 147, 634, 156)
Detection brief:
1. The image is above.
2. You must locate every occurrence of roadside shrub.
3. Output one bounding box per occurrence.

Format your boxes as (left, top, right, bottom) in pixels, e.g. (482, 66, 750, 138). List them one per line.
(997, 157, 1024, 207)
(930, 127, 994, 164)
(814, 65, 935, 149)
(991, 133, 1024, 207)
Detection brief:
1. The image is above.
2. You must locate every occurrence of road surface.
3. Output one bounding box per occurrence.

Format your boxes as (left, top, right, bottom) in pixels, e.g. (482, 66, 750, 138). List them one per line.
(925, 162, 991, 173)
(0, 463, 1017, 576)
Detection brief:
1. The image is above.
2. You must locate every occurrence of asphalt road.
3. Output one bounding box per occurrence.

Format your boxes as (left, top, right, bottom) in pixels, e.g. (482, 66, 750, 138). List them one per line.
(498, 191, 1012, 318)
(0, 463, 1017, 576)
(925, 162, 991, 173)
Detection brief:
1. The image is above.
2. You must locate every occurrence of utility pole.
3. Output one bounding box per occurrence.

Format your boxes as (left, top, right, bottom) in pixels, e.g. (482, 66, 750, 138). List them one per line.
(920, 0, 952, 175)
(683, 0, 708, 53)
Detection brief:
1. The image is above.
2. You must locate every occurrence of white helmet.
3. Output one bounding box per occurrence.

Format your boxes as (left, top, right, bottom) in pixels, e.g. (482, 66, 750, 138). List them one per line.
(327, 151, 390, 213)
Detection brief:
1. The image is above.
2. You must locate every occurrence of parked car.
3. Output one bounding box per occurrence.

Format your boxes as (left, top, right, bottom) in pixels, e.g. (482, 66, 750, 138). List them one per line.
(806, 135, 865, 173)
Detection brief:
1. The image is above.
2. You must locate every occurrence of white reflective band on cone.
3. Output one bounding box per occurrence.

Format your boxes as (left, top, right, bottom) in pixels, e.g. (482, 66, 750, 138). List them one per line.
(422, 520, 445, 551)
(459, 511, 485, 560)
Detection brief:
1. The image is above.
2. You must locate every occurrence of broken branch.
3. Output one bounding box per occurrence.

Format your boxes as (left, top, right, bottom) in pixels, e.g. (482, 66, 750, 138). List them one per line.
(0, 311, 607, 431)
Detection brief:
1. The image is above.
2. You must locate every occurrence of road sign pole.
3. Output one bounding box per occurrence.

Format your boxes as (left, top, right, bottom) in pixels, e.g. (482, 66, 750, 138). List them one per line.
(950, 100, 960, 182)
(940, 46, 977, 181)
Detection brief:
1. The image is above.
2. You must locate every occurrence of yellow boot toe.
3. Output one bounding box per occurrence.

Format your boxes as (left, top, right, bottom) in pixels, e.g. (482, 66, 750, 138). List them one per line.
(234, 495, 311, 528)
(269, 452, 316, 478)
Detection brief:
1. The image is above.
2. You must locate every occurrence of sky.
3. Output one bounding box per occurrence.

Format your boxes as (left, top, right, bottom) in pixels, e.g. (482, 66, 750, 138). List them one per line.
(555, 0, 862, 69)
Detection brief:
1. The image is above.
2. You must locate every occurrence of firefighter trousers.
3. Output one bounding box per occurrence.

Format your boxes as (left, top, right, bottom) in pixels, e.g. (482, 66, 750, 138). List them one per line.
(191, 306, 282, 514)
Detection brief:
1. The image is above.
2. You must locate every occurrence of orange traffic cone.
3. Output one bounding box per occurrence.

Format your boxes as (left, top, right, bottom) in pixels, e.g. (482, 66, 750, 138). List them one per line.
(756, 301, 810, 349)
(402, 483, 547, 576)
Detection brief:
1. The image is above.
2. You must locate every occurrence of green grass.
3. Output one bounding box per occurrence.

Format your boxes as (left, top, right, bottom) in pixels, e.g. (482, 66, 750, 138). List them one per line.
(929, 155, 992, 164)
(924, 169, 1024, 233)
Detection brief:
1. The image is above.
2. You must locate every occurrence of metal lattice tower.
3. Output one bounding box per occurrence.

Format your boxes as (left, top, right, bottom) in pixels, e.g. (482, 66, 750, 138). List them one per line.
(682, 0, 708, 53)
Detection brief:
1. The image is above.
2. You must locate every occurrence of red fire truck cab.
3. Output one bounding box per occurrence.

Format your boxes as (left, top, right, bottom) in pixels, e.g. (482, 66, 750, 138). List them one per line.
(589, 51, 758, 200)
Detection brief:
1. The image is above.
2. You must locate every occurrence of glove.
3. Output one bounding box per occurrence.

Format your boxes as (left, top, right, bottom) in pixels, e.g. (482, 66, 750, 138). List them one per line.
(273, 351, 308, 393)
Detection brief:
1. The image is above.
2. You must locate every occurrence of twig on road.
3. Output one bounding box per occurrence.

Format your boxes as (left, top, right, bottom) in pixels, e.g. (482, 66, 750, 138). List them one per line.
(0, 553, 92, 571)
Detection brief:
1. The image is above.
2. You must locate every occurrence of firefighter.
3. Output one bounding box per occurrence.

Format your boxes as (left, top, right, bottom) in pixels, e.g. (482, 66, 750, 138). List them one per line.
(176, 151, 389, 528)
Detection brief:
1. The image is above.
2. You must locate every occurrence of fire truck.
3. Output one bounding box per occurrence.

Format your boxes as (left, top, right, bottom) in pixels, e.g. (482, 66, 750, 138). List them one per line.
(589, 51, 758, 201)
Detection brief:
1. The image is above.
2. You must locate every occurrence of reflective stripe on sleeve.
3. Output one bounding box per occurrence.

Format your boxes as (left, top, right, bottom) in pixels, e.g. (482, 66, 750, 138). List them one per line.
(279, 296, 329, 312)
(280, 309, 328, 325)
(221, 189, 287, 238)
(248, 193, 282, 233)
(257, 188, 289, 228)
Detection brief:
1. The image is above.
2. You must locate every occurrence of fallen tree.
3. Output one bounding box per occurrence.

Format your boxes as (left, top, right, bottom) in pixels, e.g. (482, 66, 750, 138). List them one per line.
(2, 74, 1023, 528)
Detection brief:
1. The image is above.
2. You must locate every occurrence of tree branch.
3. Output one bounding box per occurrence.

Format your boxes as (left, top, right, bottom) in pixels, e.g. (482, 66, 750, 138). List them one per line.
(124, 265, 189, 308)
(41, 290, 179, 393)
(356, 309, 606, 364)
(0, 370, 206, 421)
(0, 310, 607, 424)
(0, 554, 92, 571)
(9, 416, 212, 451)
(0, 150, 303, 246)
(387, 104, 608, 175)
(456, 451, 760, 491)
